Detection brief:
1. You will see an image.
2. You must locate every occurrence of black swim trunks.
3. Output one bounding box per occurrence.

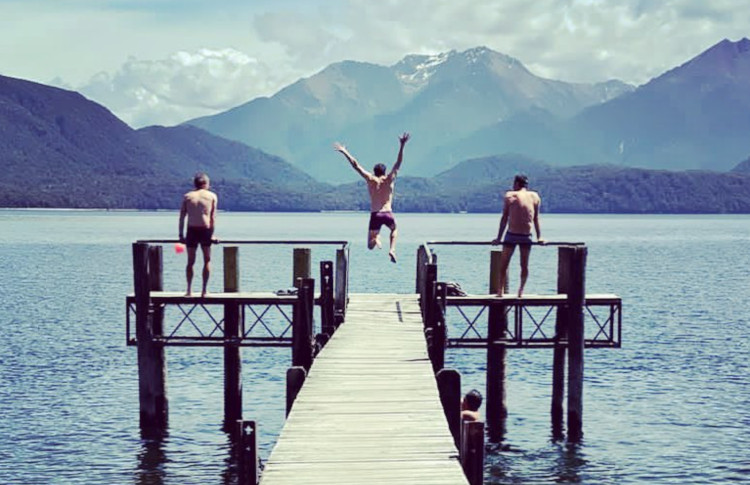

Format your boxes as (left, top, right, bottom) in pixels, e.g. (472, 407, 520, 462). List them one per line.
(369, 211, 397, 231)
(503, 231, 533, 245)
(185, 226, 214, 248)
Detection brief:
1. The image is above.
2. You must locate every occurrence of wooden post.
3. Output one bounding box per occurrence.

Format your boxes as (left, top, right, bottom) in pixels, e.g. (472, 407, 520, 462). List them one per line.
(486, 249, 507, 442)
(286, 366, 307, 417)
(423, 262, 438, 325)
(566, 246, 587, 442)
(293, 247, 311, 288)
(148, 246, 164, 336)
(460, 420, 485, 485)
(292, 278, 315, 371)
(334, 248, 348, 327)
(236, 420, 259, 485)
(436, 368, 461, 448)
(552, 247, 571, 438)
(224, 246, 242, 428)
(432, 282, 448, 372)
(416, 245, 427, 294)
(320, 261, 335, 336)
(133, 243, 168, 431)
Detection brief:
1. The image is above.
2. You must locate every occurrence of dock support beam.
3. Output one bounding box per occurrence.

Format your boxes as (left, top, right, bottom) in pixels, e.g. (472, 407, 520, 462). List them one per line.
(133, 242, 168, 432)
(236, 420, 259, 485)
(286, 366, 307, 417)
(320, 261, 335, 337)
(293, 247, 311, 288)
(436, 368, 461, 448)
(565, 246, 587, 442)
(552, 247, 571, 437)
(293, 278, 315, 371)
(486, 249, 507, 442)
(224, 246, 243, 428)
(460, 420, 485, 485)
(334, 248, 348, 327)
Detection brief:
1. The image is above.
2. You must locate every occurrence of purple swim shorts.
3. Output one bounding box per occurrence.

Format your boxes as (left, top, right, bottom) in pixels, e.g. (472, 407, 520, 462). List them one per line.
(369, 211, 397, 231)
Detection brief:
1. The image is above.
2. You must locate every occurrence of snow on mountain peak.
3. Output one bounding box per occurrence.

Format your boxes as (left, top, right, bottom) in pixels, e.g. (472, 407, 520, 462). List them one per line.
(393, 51, 452, 89)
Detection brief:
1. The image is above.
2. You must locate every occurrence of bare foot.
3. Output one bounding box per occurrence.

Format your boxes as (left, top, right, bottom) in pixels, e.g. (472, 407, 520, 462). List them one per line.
(375, 236, 382, 249)
(389, 251, 397, 263)
(201, 290, 209, 298)
(495, 291, 504, 297)
(185, 290, 192, 297)
(517, 287, 525, 297)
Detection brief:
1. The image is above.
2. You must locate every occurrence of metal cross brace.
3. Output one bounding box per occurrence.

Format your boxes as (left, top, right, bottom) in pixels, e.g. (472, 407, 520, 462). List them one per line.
(586, 304, 613, 342)
(524, 305, 555, 340)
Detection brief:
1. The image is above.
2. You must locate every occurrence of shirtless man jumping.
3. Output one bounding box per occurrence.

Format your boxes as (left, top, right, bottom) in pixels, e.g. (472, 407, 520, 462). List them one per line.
(178, 172, 218, 297)
(334, 133, 410, 263)
(491, 174, 544, 296)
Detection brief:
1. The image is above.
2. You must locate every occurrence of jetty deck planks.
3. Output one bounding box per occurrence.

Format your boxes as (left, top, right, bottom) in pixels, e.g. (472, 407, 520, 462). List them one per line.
(259, 293, 469, 485)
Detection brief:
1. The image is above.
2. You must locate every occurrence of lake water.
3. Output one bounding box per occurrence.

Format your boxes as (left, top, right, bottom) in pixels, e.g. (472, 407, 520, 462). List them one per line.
(1, 210, 749, 484)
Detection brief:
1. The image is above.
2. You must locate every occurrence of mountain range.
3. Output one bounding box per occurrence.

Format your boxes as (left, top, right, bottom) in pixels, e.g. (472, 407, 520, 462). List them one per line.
(188, 39, 750, 181)
(0, 74, 326, 209)
(187, 47, 633, 182)
(3, 40, 750, 213)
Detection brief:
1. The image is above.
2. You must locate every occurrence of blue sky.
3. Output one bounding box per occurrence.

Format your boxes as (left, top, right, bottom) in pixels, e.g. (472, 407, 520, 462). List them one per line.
(1, 0, 748, 127)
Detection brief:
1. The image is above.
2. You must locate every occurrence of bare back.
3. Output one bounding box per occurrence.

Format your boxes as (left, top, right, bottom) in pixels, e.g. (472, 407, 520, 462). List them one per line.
(366, 174, 396, 212)
(182, 189, 217, 228)
(504, 189, 540, 234)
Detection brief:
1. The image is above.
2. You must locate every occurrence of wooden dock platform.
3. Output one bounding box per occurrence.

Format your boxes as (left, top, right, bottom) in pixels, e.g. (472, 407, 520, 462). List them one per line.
(259, 293, 469, 485)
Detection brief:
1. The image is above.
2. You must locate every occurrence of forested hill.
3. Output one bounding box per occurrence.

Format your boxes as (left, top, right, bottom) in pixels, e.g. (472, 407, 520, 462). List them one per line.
(3, 74, 750, 213)
(0, 74, 328, 210)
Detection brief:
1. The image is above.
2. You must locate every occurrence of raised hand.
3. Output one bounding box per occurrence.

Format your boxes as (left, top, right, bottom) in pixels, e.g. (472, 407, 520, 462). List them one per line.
(333, 142, 347, 153)
(399, 132, 410, 145)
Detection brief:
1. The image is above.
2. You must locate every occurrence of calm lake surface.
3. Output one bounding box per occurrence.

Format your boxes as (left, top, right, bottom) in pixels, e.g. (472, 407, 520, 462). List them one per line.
(1, 210, 749, 484)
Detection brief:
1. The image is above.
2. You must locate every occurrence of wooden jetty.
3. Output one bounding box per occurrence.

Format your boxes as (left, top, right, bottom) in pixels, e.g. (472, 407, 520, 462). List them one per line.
(260, 294, 468, 485)
(126, 238, 622, 484)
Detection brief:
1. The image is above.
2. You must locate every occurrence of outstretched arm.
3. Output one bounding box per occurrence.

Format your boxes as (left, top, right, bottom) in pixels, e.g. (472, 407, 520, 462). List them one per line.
(334, 142, 371, 180)
(388, 132, 410, 178)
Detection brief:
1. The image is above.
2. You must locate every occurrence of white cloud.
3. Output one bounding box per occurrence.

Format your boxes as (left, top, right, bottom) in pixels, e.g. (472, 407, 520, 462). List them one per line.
(76, 48, 290, 127)
(20, 0, 748, 127)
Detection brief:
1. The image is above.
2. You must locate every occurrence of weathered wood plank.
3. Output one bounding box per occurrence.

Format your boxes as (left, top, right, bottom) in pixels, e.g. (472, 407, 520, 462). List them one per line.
(259, 294, 468, 485)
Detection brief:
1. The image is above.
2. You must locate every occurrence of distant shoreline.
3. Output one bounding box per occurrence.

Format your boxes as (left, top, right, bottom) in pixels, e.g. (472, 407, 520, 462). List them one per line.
(2, 207, 749, 216)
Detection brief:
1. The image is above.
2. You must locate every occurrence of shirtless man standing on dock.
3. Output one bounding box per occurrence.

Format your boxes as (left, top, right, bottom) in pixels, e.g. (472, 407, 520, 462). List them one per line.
(179, 172, 218, 297)
(491, 174, 544, 296)
(334, 132, 410, 263)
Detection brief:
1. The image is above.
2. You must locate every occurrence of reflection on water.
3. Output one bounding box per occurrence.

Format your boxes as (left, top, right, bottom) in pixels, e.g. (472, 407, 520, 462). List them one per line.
(486, 441, 591, 484)
(135, 435, 168, 485)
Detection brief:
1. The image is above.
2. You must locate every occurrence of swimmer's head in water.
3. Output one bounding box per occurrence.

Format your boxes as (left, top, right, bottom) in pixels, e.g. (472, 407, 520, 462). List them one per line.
(463, 389, 483, 411)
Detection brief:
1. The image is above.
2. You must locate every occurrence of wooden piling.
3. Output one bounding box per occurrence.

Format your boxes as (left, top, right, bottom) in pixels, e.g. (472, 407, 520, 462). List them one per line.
(286, 366, 307, 417)
(148, 246, 165, 337)
(487, 249, 507, 442)
(565, 246, 587, 442)
(319, 261, 335, 336)
(133, 242, 168, 431)
(432, 282, 448, 372)
(436, 368, 461, 448)
(334, 248, 348, 327)
(224, 246, 242, 427)
(551, 247, 571, 438)
(292, 278, 315, 370)
(293, 248, 311, 288)
(236, 420, 259, 485)
(423, 262, 438, 324)
(460, 420, 485, 485)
